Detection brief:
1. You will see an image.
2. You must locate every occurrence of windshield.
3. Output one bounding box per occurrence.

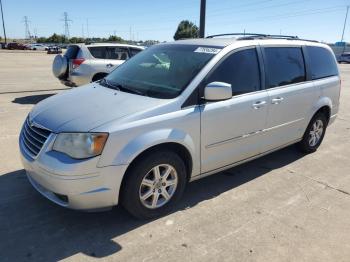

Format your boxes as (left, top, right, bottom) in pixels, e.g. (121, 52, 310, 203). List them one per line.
(104, 44, 219, 99)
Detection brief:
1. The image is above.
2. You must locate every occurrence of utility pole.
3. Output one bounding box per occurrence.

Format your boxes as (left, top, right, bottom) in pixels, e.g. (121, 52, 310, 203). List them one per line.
(341, 6, 349, 54)
(0, 0, 6, 44)
(86, 19, 89, 39)
(62, 12, 72, 41)
(199, 0, 206, 38)
(23, 16, 31, 40)
(82, 24, 84, 38)
(129, 26, 132, 41)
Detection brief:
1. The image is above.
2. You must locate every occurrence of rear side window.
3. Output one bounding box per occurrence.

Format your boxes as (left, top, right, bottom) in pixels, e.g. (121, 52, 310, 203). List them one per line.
(206, 48, 261, 96)
(105, 47, 129, 60)
(307, 46, 338, 80)
(264, 47, 306, 89)
(88, 47, 106, 59)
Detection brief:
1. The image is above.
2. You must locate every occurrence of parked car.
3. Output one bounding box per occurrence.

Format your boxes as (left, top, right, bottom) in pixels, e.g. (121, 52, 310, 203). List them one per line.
(52, 43, 144, 87)
(20, 34, 340, 219)
(337, 52, 350, 63)
(7, 42, 28, 50)
(0, 42, 6, 49)
(47, 46, 62, 54)
(29, 43, 48, 51)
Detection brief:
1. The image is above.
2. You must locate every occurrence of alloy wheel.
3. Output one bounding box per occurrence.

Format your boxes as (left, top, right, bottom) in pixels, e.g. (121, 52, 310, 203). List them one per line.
(139, 164, 178, 209)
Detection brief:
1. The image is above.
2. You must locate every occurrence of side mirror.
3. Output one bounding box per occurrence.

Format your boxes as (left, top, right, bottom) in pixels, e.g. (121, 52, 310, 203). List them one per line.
(204, 82, 232, 101)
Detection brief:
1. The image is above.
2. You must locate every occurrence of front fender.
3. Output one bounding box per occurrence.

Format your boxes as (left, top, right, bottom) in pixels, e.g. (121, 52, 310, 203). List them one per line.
(111, 128, 196, 166)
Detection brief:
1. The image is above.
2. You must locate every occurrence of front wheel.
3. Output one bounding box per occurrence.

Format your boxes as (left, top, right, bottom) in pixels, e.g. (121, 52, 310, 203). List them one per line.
(121, 151, 187, 219)
(298, 113, 328, 153)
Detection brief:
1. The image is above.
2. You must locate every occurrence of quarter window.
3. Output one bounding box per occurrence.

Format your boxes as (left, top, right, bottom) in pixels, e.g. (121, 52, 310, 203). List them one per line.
(264, 47, 306, 89)
(206, 48, 261, 96)
(307, 46, 338, 80)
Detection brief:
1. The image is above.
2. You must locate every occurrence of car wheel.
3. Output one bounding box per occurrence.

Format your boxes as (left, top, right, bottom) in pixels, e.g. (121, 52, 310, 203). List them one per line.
(298, 113, 328, 153)
(121, 151, 187, 219)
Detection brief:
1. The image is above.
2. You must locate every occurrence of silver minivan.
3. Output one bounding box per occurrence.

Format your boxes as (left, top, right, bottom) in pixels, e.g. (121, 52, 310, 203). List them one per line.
(20, 34, 340, 219)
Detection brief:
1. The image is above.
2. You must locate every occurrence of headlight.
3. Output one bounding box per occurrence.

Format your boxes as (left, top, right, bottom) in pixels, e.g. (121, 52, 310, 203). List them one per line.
(53, 133, 108, 159)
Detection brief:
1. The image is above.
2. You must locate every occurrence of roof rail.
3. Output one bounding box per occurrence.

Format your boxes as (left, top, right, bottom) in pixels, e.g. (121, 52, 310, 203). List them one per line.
(205, 33, 319, 43)
(206, 33, 269, 38)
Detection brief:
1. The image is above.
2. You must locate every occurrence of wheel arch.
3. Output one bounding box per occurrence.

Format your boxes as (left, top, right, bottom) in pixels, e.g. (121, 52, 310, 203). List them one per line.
(311, 97, 332, 124)
(118, 141, 194, 202)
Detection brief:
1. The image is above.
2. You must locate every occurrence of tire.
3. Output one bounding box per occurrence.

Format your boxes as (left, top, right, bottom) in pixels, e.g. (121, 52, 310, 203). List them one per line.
(121, 151, 187, 219)
(297, 113, 328, 153)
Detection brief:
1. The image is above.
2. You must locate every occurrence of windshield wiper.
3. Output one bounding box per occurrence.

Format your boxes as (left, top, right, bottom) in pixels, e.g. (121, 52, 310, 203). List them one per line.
(100, 78, 120, 90)
(118, 84, 145, 96)
(100, 78, 145, 96)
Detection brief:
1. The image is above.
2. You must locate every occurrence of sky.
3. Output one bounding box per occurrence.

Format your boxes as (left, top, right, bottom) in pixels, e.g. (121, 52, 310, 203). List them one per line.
(0, 0, 350, 43)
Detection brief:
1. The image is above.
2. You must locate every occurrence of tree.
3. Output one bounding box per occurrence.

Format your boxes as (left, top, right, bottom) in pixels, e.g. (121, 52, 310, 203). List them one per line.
(46, 33, 65, 43)
(173, 20, 199, 40)
(108, 35, 125, 43)
(69, 37, 85, 43)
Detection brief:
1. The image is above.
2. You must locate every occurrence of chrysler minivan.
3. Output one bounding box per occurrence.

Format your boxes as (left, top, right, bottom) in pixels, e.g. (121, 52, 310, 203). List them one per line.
(20, 34, 340, 219)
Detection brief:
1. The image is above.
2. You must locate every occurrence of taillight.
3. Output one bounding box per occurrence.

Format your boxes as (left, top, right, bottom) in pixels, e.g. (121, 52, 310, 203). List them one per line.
(72, 58, 85, 69)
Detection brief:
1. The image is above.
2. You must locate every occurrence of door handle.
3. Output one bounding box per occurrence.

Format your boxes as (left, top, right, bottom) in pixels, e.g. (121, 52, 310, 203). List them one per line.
(106, 63, 114, 68)
(271, 97, 284, 104)
(252, 101, 266, 109)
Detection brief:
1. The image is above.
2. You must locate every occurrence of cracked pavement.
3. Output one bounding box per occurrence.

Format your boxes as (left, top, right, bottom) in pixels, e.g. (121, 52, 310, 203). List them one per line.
(0, 51, 350, 262)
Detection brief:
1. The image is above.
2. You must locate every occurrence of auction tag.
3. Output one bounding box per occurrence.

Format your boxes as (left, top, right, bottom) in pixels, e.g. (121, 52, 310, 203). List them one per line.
(194, 47, 221, 54)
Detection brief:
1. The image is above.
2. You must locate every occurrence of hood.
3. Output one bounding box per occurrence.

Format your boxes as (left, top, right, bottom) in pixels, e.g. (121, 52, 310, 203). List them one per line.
(30, 83, 168, 132)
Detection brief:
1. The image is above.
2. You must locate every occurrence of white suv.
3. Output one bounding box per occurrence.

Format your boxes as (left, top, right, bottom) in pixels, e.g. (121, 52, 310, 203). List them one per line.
(20, 34, 340, 219)
(52, 43, 144, 87)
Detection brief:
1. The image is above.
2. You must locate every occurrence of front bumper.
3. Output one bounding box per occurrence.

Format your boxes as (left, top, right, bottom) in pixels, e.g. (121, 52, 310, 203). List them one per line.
(20, 135, 128, 211)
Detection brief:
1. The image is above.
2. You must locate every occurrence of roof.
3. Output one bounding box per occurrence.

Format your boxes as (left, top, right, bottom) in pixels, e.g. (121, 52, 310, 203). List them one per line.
(164, 38, 237, 47)
(162, 37, 329, 49)
(72, 43, 144, 49)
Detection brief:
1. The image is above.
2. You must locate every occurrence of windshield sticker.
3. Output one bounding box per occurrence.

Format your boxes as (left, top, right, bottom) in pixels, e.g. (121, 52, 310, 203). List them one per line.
(194, 47, 221, 54)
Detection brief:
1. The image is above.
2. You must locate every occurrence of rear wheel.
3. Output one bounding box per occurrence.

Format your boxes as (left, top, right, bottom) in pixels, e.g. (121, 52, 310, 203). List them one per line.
(121, 151, 187, 219)
(298, 113, 327, 153)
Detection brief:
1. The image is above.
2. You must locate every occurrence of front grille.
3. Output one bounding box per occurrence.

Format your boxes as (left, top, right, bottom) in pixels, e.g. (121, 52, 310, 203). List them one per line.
(21, 117, 51, 158)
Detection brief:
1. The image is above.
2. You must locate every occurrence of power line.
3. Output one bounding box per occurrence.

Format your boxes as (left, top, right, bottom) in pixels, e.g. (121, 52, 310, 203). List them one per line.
(0, 0, 6, 43)
(208, 0, 311, 17)
(207, 5, 345, 27)
(209, 0, 274, 13)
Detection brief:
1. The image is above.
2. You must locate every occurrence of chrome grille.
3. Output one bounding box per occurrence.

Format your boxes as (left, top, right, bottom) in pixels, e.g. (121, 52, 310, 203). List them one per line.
(21, 117, 51, 158)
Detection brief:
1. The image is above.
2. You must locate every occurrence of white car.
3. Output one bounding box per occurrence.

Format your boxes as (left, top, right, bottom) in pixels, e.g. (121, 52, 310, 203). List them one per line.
(29, 43, 48, 51)
(52, 43, 144, 87)
(20, 34, 340, 219)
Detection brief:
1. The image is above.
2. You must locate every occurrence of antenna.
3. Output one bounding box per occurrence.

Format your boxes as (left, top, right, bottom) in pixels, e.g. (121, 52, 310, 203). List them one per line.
(22, 16, 31, 40)
(61, 12, 72, 40)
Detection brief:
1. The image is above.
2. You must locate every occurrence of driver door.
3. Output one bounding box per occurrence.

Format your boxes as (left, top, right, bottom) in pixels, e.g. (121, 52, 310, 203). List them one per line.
(200, 47, 269, 173)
